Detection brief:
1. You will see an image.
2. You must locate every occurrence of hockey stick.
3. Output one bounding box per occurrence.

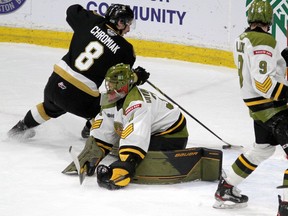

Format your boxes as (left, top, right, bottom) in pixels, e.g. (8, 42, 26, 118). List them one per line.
(69, 146, 86, 184)
(147, 80, 243, 149)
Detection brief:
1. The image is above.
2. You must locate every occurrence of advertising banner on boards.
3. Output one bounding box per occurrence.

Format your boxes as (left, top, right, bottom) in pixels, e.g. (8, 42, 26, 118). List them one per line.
(0, 0, 286, 51)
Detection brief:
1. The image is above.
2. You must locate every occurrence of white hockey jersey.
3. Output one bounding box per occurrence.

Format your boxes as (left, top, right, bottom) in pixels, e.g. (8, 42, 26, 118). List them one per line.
(90, 86, 184, 160)
(233, 28, 288, 122)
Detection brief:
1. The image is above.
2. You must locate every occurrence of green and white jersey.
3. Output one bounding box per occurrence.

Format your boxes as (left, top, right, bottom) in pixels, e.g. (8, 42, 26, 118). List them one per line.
(233, 27, 288, 122)
(90, 86, 184, 159)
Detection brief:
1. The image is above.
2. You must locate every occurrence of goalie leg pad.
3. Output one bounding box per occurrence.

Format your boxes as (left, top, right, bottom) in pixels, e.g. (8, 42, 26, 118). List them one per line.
(132, 147, 222, 184)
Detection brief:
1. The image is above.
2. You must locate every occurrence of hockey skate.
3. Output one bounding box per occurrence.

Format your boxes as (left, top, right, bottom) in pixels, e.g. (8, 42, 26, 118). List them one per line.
(7, 120, 36, 140)
(81, 119, 92, 139)
(213, 177, 248, 209)
(81, 125, 90, 139)
(278, 195, 288, 216)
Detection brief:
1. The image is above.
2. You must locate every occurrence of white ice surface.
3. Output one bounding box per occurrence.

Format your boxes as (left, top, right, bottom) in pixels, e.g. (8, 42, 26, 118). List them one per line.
(0, 43, 287, 216)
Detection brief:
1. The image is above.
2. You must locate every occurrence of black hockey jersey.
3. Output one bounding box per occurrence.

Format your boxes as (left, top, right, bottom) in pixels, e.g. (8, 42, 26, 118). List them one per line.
(54, 4, 136, 97)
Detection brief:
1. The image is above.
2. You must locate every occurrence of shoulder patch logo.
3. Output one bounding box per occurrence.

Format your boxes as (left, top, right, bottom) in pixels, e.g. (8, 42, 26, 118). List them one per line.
(125, 104, 142, 115)
(253, 50, 272, 57)
(0, 0, 26, 14)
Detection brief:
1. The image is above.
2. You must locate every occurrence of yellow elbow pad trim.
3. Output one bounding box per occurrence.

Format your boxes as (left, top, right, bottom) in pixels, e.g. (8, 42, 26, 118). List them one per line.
(111, 168, 131, 187)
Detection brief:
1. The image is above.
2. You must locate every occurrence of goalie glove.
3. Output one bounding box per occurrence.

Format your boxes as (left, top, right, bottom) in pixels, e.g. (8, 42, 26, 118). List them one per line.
(282, 47, 288, 67)
(133, 66, 150, 85)
(96, 160, 135, 190)
(62, 136, 105, 176)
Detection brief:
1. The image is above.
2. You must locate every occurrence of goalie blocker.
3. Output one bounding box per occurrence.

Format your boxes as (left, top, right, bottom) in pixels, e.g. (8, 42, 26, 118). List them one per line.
(131, 147, 222, 184)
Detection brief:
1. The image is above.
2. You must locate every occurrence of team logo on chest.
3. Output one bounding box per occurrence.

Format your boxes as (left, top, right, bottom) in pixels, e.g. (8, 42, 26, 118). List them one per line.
(114, 121, 123, 136)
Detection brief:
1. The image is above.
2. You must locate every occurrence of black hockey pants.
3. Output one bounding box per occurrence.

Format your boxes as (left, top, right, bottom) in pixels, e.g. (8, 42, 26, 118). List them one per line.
(43, 72, 101, 119)
(254, 109, 288, 155)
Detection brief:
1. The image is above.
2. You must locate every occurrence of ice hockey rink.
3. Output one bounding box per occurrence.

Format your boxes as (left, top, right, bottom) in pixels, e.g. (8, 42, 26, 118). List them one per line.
(0, 42, 287, 216)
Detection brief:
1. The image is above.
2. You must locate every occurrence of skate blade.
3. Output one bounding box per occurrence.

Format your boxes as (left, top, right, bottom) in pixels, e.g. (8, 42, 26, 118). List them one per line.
(213, 200, 248, 209)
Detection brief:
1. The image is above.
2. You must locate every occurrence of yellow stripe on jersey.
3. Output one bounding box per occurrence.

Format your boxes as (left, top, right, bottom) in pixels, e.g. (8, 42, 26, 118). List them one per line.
(36, 103, 51, 121)
(244, 98, 273, 106)
(158, 114, 185, 135)
(121, 124, 134, 139)
(54, 64, 100, 97)
(254, 77, 272, 93)
(274, 83, 284, 100)
(92, 119, 103, 129)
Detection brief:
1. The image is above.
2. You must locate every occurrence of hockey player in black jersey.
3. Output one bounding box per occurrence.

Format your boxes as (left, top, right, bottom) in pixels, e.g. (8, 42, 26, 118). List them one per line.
(7, 4, 150, 140)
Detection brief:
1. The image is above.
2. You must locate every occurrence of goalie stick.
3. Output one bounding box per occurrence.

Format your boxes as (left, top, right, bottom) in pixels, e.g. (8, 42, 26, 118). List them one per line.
(69, 146, 86, 185)
(147, 80, 243, 149)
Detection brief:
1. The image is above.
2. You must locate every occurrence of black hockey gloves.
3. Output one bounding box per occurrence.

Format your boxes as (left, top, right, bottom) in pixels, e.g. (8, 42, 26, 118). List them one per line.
(133, 66, 150, 85)
(282, 47, 288, 67)
(96, 160, 135, 190)
(62, 136, 105, 176)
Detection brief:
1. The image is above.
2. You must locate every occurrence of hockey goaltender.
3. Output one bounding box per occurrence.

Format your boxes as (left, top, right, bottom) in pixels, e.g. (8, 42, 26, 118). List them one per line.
(63, 63, 222, 189)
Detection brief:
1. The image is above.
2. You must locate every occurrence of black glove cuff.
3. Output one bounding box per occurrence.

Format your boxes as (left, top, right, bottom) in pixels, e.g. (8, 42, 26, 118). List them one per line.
(97, 164, 112, 181)
(281, 47, 288, 67)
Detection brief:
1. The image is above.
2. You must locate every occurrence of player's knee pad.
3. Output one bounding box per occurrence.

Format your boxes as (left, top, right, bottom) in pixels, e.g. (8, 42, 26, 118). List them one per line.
(244, 143, 276, 165)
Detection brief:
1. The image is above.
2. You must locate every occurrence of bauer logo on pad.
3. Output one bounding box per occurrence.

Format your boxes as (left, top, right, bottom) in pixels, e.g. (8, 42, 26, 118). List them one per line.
(0, 0, 26, 14)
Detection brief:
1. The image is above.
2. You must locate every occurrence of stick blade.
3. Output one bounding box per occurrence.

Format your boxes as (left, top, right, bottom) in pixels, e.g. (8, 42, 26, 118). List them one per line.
(69, 146, 86, 185)
(222, 144, 244, 150)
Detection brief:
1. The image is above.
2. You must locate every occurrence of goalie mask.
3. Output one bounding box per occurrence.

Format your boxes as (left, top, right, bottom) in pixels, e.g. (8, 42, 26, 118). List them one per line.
(100, 63, 135, 105)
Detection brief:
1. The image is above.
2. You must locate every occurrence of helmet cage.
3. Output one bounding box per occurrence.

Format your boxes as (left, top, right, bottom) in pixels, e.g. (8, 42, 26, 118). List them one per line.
(101, 64, 134, 105)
